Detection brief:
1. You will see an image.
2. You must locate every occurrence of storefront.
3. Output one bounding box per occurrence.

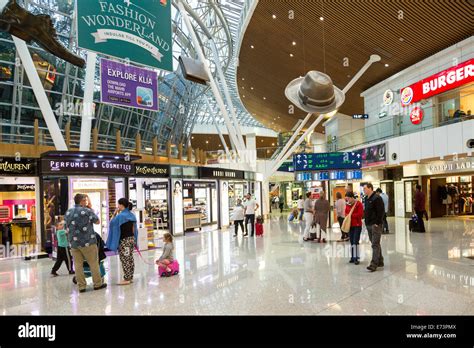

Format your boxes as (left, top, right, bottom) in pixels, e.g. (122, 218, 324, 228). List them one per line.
(404, 158, 474, 218)
(40, 151, 139, 252)
(129, 163, 170, 248)
(0, 157, 42, 259)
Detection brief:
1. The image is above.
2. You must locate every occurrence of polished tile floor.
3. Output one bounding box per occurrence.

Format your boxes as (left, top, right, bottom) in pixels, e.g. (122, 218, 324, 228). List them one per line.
(1, 215, 473, 315)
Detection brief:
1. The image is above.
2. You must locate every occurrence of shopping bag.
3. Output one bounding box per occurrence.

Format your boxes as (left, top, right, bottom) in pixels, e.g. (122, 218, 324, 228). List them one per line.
(309, 224, 318, 240)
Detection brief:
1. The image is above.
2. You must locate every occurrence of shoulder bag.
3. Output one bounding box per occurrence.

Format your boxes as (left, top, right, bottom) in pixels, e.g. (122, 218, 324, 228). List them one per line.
(341, 202, 357, 233)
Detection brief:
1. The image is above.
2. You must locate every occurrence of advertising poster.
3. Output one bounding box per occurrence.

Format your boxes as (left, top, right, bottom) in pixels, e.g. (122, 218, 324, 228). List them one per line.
(361, 143, 387, 167)
(100, 58, 158, 111)
(172, 179, 184, 236)
(76, 0, 173, 71)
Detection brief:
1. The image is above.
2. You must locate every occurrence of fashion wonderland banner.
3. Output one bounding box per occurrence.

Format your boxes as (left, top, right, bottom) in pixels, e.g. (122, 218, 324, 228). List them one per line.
(76, 0, 172, 71)
(100, 58, 158, 111)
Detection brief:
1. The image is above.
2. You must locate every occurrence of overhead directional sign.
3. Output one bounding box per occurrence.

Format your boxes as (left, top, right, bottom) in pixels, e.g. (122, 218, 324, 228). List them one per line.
(293, 151, 362, 171)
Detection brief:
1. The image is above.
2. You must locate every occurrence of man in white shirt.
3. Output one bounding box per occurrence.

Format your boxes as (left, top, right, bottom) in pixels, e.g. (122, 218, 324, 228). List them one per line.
(302, 192, 314, 241)
(243, 193, 259, 237)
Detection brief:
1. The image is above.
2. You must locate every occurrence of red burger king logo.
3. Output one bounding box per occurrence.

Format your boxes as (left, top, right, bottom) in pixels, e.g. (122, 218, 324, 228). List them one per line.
(410, 106, 424, 125)
(401, 87, 413, 106)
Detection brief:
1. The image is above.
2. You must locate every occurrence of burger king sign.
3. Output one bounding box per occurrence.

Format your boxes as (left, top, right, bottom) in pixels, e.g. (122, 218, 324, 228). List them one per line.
(400, 87, 414, 106)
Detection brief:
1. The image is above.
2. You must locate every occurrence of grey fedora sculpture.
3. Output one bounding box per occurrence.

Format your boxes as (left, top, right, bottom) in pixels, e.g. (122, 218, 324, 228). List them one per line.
(285, 71, 345, 114)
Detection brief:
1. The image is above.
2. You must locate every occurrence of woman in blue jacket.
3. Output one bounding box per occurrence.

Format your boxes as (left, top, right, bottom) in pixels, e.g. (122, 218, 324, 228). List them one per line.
(106, 198, 138, 285)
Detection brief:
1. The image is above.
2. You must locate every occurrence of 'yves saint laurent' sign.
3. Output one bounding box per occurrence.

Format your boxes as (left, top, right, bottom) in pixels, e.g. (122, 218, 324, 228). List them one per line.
(135, 164, 169, 177)
(0, 184, 35, 192)
(0, 158, 37, 175)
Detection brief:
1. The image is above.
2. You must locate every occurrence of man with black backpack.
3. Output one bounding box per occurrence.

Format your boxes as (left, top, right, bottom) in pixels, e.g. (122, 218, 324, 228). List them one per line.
(363, 183, 385, 272)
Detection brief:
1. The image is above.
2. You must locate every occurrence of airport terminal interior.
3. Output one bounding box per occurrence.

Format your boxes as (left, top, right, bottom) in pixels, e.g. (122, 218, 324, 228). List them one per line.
(0, 0, 473, 316)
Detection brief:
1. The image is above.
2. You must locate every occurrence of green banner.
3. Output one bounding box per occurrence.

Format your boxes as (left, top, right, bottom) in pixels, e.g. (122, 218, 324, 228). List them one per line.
(76, 0, 172, 71)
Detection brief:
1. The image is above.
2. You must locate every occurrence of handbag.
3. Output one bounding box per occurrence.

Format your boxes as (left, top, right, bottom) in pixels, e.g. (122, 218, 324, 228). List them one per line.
(341, 202, 357, 233)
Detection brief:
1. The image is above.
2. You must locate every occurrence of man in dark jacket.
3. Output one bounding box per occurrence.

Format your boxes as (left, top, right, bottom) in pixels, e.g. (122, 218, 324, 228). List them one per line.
(363, 183, 385, 272)
(414, 185, 426, 232)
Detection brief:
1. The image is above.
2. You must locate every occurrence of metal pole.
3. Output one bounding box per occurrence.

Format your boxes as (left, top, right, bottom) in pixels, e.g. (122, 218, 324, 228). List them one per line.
(13, 37, 68, 150)
(80, 52, 97, 151)
(271, 112, 312, 168)
(267, 113, 328, 178)
(177, 0, 243, 157)
(342, 54, 381, 94)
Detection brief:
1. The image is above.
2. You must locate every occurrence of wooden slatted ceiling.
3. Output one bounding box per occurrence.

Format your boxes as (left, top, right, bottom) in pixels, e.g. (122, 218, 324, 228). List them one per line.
(237, 0, 474, 132)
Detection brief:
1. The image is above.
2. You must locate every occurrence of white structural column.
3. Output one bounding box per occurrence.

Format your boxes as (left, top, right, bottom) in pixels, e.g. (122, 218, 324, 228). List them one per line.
(245, 133, 257, 172)
(209, 41, 246, 153)
(79, 52, 97, 151)
(13, 37, 68, 150)
(177, 0, 243, 157)
(272, 112, 312, 167)
(205, 97, 231, 159)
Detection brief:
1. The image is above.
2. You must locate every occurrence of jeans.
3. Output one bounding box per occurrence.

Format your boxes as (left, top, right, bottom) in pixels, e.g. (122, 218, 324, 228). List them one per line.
(245, 214, 255, 236)
(382, 213, 389, 232)
(298, 209, 304, 220)
(234, 220, 244, 235)
(366, 224, 384, 267)
(349, 226, 362, 261)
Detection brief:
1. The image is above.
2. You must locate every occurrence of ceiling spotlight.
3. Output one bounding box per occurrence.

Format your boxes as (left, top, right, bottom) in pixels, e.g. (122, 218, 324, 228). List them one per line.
(242, 77, 245, 80)
(250, 45, 254, 49)
(385, 63, 389, 67)
(292, 41, 296, 46)
(290, 53, 294, 57)
(399, 37, 404, 42)
(206, 141, 209, 144)
(191, 136, 194, 139)
(263, 97, 266, 100)
(272, 14, 276, 19)
(251, 87, 254, 90)
(319, 16, 324, 21)
(242, 86, 244, 89)
(243, 95, 245, 98)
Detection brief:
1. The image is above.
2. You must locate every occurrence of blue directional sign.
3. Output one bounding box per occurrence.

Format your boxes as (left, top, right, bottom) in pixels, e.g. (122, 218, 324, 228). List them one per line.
(293, 151, 362, 171)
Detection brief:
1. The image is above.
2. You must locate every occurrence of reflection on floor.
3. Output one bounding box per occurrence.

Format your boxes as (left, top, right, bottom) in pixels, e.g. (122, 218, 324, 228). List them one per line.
(0, 216, 473, 315)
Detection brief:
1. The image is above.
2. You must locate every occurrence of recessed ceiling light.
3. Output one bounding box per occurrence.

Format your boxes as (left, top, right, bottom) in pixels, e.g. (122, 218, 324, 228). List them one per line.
(243, 95, 245, 98)
(272, 14, 276, 19)
(263, 97, 266, 100)
(242, 86, 244, 89)
(206, 141, 209, 144)
(290, 53, 294, 57)
(191, 136, 194, 139)
(251, 87, 254, 90)
(399, 37, 404, 42)
(385, 63, 389, 67)
(319, 16, 324, 21)
(292, 41, 296, 46)
(242, 77, 245, 80)
(250, 45, 254, 49)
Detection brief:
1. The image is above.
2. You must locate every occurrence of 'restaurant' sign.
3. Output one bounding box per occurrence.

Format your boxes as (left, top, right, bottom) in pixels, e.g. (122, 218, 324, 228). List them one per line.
(135, 164, 169, 177)
(41, 159, 134, 175)
(400, 58, 474, 106)
(0, 157, 37, 175)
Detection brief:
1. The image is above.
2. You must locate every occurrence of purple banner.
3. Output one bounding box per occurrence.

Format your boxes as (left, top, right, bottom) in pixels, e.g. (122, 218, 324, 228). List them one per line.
(100, 58, 158, 111)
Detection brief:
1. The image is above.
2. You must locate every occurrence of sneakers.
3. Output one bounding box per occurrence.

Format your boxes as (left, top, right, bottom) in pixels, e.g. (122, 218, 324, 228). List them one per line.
(378, 261, 384, 267)
(354, 260, 360, 265)
(69, 270, 75, 275)
(51, 271, 58, 277)
(93, 283, 107, 291)
(349, 259, 355, 263)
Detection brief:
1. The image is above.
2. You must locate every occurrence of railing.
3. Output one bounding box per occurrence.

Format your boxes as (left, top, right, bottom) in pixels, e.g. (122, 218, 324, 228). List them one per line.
(0, 121, 207, 163)
(329, 112, 474, 152)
